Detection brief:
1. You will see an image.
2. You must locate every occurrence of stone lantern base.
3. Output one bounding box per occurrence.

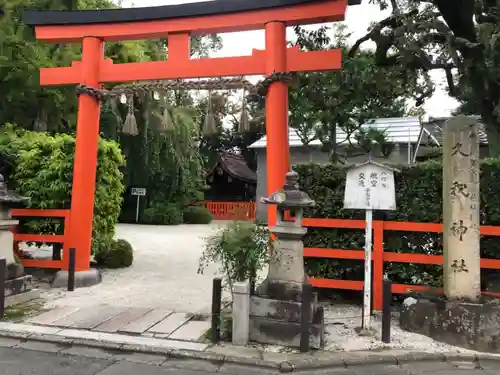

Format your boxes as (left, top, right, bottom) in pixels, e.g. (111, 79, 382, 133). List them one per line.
(0, 220, 38, 306)
(400, 293, 500, 353)
(248, 290, 325, 349)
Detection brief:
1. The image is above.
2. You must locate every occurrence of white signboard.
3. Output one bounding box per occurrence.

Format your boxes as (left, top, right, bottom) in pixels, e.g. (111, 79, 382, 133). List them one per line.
(343, 161, 398, 332)
(344, 163, 396, 211)
(131, 187, 147, 196)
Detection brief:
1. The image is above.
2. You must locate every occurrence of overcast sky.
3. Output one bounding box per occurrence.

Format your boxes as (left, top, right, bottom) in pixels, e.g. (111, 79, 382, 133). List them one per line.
(121, 0, 459, 117)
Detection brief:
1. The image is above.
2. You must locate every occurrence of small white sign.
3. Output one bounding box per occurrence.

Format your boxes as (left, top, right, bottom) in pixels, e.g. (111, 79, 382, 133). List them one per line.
(343, 161, 397, 211)
(131, 187, 147, 196)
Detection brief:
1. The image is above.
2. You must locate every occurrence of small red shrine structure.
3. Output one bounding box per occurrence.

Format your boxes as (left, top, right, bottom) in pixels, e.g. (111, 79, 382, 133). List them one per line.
(23, 0, 360, 274)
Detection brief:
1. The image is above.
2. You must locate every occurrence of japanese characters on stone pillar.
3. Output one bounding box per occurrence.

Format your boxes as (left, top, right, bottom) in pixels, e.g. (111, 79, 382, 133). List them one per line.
(443, 116, 481, 301)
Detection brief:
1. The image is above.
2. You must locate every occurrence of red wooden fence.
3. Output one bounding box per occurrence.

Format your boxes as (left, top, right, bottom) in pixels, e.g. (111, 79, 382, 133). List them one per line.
(11, 208, 71, 270)
(205, 201, 256, 221)
(11, 203, 500, 312)
(302, 217, 500, 311)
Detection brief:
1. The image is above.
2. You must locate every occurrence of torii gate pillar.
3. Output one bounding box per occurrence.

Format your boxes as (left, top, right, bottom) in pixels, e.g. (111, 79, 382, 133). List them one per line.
(265, 22, 290, 226)
(71, 37, 103, 273)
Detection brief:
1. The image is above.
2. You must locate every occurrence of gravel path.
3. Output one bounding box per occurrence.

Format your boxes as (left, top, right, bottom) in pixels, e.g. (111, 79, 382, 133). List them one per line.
(39, 222, 228, 313)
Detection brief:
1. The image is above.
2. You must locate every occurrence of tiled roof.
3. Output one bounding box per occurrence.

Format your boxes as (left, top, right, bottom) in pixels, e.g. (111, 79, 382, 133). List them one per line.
(249, 117, 439, 149)
(423, 116, 488, 145)
(206, 152, 257, 183)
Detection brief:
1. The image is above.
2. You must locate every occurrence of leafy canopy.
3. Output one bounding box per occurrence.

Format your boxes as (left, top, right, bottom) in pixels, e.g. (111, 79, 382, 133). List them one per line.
(288, 25, 424, 161)
(356, 0, 500, 154)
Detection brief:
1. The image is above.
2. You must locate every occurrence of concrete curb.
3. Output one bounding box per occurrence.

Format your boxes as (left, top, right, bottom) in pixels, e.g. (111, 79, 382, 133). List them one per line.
(0, 327, 499, 372)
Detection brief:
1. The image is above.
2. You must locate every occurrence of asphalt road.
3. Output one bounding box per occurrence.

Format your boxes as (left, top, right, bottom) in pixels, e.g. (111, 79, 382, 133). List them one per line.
(0, 346, 498, 375)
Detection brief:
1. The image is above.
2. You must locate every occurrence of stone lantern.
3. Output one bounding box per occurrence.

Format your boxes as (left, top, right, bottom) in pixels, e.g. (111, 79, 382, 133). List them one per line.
(258, 171, 315, 300)
(249, 171, 325, 348)
(0, 174, 29, 280)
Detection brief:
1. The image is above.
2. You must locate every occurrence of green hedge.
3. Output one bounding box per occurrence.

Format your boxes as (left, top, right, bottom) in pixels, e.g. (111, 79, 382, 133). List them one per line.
(294, 159, 500, 288)
(0, 124, 125, 256)
(183, 206, 213, 224)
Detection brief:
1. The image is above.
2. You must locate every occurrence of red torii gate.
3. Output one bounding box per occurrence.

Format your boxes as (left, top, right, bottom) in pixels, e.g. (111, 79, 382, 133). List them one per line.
(24, 0, 360, 276)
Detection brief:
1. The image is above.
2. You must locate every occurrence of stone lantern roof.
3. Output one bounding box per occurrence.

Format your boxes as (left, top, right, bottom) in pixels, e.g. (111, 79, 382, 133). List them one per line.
(260, 171, 315, 209)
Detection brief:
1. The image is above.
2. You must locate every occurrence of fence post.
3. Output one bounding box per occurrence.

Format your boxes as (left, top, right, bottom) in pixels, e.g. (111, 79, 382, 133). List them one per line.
(211, 278, 222, 343)
(68, 248, 76, 292)
(0, 258, 5, 319)
(300, 283, 313, 353)
(62, 212, 71, 271)
(372, 221, 385, 311)
(381, 277, 392, 343)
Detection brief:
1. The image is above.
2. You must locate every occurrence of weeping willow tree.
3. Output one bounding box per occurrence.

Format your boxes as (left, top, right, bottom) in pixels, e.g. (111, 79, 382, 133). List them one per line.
(100, 89, 205, 223)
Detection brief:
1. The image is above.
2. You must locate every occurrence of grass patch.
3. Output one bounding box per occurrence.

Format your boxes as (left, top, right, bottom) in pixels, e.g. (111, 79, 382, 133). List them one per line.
(1, 299, 45, 322)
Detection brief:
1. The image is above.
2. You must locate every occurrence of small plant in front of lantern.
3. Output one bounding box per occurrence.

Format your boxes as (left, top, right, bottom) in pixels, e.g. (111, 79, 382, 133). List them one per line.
(197, 221, 269, 295)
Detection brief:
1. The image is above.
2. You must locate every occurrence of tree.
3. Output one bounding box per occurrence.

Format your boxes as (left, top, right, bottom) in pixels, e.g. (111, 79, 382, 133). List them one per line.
(289, 25, 424, 162)
(196, 89, 265, 172)
(1, 0, 223, 224)
(0, 0, 222, 133)
(351, 0, 500, 155)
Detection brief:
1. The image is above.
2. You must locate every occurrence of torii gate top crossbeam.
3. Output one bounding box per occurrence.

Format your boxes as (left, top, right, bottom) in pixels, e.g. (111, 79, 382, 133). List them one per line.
(23, 0, 360, 43)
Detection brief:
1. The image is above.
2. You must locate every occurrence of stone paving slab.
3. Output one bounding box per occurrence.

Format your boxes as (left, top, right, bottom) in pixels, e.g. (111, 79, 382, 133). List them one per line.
(52, 306, 104, 327)
(119, 308, 173, 334)
(168, 320, 210, 341)
(72, 306, 128, 330)
(0, 322, 62, 335)
(27, 306, 81, 326)
(94, 307, 153, 333)
(148, 312, 192, 335)
(23, 305, 203, 342)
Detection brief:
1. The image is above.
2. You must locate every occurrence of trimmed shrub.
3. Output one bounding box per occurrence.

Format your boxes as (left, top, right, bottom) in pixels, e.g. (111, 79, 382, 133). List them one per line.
(294, 158, 500, 288)
(95, 239, 134, 269)
(142, 201, 183, 225)
(0, 124, 125, 256)
(183, 206, 213, 224)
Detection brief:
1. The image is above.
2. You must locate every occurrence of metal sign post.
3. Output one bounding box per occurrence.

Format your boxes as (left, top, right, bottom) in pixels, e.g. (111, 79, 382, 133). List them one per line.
(363, 208, 373, 329)
(131, 188, 147, 223)
(343, 161, 398, 331)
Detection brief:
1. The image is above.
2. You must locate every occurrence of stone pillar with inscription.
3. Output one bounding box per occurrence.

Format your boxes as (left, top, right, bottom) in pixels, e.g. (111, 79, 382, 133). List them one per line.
(399, 117, 500, 352)
(443, 116, 481, 301)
